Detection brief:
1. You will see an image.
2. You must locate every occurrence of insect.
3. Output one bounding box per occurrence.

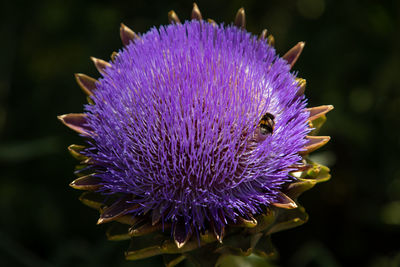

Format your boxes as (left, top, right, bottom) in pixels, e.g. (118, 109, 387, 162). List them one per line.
(260, 112, 275, 135)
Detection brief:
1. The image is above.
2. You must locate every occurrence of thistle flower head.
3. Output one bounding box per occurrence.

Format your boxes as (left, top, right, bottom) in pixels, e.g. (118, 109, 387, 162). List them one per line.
(59, 4, 333, 263)
(87, 20, 308, 228)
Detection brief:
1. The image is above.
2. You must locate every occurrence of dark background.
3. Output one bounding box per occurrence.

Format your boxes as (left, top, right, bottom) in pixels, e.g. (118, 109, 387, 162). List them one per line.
(1, 0, 399, 266)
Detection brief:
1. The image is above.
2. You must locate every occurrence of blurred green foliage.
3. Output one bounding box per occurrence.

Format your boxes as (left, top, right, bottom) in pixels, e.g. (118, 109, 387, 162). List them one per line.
(0, 0, 399, 266)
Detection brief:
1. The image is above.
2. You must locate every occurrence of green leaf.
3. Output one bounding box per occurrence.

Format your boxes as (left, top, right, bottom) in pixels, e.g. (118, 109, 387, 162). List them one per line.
(200, 230, 218, 243)
(253, 234, 277, 259)
(230, 216, 258, 228)
(309, 115, 327, 135)
(267, 206, 308, 235)
(127, 237, 207, 260)
(125, 232, 166, 260)
(217, 254, 277, 267)
(70, 174, 102, 191)
(215, 233, 262, 256)
(86, 96, 94, 105)
(130, 222, 171, 237)
(163, 254, 186, 267)
(112, 214, 140, 225)
(68, 144, 87, 161)
(248, 210, 275, 234)
(184, 243, 221, 267)
(285, 178, 317, 199)
(304, 159, 331, 183)
(291, 159, 331, 183)
(106, 223, 131, 241)
(78, 192, 106, 210)
(160, 239, 205, 254)
(125, 245, 164, 261)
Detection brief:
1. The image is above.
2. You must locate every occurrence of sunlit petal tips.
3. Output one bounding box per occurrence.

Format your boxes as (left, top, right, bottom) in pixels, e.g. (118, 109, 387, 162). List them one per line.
(207, 18, 217, 26)
(213, 225, 225, 243)
(234, 8, 246, 29)
(67, 144, 87, 161)
(120, 23, 139, 46)
(130, 222, 168, 237)
(191, 3, 202, 20)
(296, 78, 307, 96)
(168, 10, 181, 24)
(267, 34, 275, 46)
(74, 73, 98, 96)
(57, 113, 91, 136)
(90, 57, 111, 75)
(110, 51, 118, 62)
(307, 105, 334, 121)
(233, 216, 258, 228)
(174, 221, 191, 249)
(70, 174, 102, 190)
(98, 199, 139, 225)
(259, 29, 268, 40)
(271, 191, 298, 209)
(283, 42, 305, 69)
(301, 136, 331, 154)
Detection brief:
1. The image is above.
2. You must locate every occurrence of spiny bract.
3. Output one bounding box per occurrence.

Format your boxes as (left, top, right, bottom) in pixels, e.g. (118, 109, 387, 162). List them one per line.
(59, 3, 333, 265)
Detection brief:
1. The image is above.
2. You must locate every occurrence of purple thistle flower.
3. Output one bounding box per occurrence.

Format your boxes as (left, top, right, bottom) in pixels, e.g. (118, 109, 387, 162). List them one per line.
(59, 4, 333, 261)
(87, 20, 307, 228)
